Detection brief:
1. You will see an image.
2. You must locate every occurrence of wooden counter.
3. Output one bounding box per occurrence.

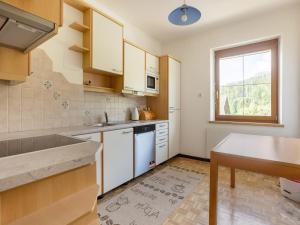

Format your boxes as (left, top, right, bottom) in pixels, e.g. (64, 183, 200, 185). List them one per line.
(209, 133, 300, 225)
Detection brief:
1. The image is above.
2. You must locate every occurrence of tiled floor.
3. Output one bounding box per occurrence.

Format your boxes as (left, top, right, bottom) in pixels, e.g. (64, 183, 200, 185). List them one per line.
(98, 157, 300, 225)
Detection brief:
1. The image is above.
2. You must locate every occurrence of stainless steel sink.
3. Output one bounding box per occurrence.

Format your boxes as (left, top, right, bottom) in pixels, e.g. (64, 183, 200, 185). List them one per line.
(92, 121, 139, 127)
(92, 123, 115, 127)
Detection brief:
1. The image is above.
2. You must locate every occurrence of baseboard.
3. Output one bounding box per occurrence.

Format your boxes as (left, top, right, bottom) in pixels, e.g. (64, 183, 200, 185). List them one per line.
(177, 154, 211, 162)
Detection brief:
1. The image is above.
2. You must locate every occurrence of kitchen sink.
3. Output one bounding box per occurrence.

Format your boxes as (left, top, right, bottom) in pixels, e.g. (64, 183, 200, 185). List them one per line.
(92, 121, 139, 127)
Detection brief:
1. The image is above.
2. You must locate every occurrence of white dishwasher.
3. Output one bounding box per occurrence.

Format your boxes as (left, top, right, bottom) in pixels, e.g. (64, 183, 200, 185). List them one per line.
(73, 133, 102, 196)
(134, 125, 156, 178)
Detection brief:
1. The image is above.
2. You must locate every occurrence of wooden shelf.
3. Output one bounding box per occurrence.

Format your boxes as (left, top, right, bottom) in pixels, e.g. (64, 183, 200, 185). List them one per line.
(64, 0, 90, 11)
(69, 22, 90, 32)
(69, 45, 90, 53)
(84, 85, 116, 94)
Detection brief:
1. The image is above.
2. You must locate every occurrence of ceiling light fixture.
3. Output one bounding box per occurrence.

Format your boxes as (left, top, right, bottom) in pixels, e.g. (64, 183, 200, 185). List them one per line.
(168, 0, 201, 26)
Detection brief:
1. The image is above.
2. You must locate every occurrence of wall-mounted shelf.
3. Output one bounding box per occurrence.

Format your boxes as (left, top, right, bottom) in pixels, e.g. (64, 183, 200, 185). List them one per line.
(84, 85, 116, 94)
(69, 45, 90, 53)
(69, 22, 90, 32)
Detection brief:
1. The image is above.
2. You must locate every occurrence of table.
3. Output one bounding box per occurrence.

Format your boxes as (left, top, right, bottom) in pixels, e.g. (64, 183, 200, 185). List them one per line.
(209, 133, 300, 225)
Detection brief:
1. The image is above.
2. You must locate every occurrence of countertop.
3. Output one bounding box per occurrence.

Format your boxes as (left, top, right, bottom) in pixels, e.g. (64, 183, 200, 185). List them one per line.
(0, 120, 167, 192)
(0, 120, 168, 141)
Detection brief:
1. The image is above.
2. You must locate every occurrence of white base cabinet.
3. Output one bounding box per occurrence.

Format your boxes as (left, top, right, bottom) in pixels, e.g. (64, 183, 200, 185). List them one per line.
(169, 110, 180, 158)
(155, 122, 169, 165)
(103, 128, 134, 193)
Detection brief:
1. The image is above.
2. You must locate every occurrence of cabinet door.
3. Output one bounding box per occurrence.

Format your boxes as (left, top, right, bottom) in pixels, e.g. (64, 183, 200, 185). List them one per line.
(169, 110, 180, 158)
(73, 133, 102, 195)
(146, 53, 159, 74)
(168, 58, 181, 109)
(92, 11, 123, 75)
(124, 42, 145, 92)
(156, 142, 168, 165)
(103, 128, 133, 193)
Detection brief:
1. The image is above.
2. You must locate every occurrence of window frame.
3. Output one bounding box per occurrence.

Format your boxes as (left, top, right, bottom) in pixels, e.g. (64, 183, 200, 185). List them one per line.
(214, 39, 279, 124)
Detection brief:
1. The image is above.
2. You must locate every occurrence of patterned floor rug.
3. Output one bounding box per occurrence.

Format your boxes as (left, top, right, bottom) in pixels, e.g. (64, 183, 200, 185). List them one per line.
(98, 166, 203, 225)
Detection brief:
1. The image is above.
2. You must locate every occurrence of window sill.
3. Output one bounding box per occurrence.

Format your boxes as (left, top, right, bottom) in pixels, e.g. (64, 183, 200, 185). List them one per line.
(209, 120, 284, 127)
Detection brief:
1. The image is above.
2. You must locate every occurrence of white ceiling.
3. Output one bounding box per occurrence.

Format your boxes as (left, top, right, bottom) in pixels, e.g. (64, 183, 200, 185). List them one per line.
(97, 0, 299, 43)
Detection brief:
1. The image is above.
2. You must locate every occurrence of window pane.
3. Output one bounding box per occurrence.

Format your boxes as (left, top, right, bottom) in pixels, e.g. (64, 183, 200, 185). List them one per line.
(244, 84, 271, 116)
(219, 56, 243, 86)
(219, 85, 243, 115)
(244, 51, 271, 85)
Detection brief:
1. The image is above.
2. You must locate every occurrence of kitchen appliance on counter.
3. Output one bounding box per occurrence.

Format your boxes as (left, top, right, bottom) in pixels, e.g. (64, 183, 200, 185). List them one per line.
(131, 107, 140, 121)
(134, 125, 156, 177)
(146, 72, 159, 94)
(139, 109, 156, 120)
(0, 1, 56, 53)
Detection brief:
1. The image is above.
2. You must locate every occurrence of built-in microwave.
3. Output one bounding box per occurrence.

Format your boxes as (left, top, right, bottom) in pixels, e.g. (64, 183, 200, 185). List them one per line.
(146, 73, 159, 94)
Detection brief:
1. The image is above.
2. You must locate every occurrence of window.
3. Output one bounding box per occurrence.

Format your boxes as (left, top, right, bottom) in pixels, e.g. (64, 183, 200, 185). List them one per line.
(215, 39, 279, 123)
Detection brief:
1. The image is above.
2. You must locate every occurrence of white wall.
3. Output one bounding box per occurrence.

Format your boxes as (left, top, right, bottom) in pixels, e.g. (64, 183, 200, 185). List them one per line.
(39, 1, 162, 84)
(163, 4, 300, 158)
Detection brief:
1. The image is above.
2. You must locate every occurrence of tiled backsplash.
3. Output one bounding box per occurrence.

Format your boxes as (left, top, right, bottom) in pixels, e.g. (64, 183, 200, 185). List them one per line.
(0, 49, 146, 133)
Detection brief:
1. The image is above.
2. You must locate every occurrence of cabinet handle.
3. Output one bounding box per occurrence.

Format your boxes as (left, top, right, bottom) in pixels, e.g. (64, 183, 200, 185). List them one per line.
(81, 137, 92, 141)
(112, 69, 122, 73)
(122, 131, 133, 134)
(125, 86, 133, 90)
(159, 138, 166, 142)
(159, 144, 166, 148)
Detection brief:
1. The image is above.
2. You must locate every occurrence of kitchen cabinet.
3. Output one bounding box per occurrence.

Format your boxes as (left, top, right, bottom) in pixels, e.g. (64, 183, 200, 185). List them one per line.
(73, 133, 102, 196)
(91, 10, 123, 75)
(147, 56, 181, 158)
(155, 122, 169, 165)
(103, 128, 134, 193)
(124, 42, 146, 93)
(146, 52, 159, 74)
(0, 47, 30, 81)
(169, 110, 180, 158)
(0, 164, 99, 225)
(2, 0, 63, 25)
(0, 0, 62, 81)
(168, 57, 181, 109)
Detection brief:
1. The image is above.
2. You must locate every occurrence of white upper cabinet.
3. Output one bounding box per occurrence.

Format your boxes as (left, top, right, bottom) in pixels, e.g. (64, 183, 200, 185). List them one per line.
(92, 10, 123, 75)
(124, 42, 146, 92)
(168, 58, 181, 109)
(146, 53, 159, 74)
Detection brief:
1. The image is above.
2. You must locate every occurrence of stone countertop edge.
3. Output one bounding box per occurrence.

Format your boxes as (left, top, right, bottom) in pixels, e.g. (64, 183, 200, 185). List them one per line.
(0, 120, 168, 141)
(0, 141, 102, 192)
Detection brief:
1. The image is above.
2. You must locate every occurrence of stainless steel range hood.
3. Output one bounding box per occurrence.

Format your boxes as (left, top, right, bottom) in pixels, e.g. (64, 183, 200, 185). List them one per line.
(0, 2, 57, 53)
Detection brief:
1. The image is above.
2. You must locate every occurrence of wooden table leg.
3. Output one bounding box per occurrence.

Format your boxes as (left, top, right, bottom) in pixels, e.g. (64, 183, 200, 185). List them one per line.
(231, 167, 235, 188)
(209, 152, 219, 225)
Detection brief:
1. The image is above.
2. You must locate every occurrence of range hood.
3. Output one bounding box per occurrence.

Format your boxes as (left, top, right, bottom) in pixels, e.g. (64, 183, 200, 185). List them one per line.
(0, 1, 57, 53)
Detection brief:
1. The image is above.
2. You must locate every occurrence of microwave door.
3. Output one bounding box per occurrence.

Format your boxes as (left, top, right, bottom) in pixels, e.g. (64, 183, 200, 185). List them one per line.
(147, 76, 156, 89)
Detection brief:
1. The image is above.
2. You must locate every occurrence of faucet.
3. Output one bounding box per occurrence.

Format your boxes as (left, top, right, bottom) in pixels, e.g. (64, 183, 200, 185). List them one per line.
(104, 112, 108, 124)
